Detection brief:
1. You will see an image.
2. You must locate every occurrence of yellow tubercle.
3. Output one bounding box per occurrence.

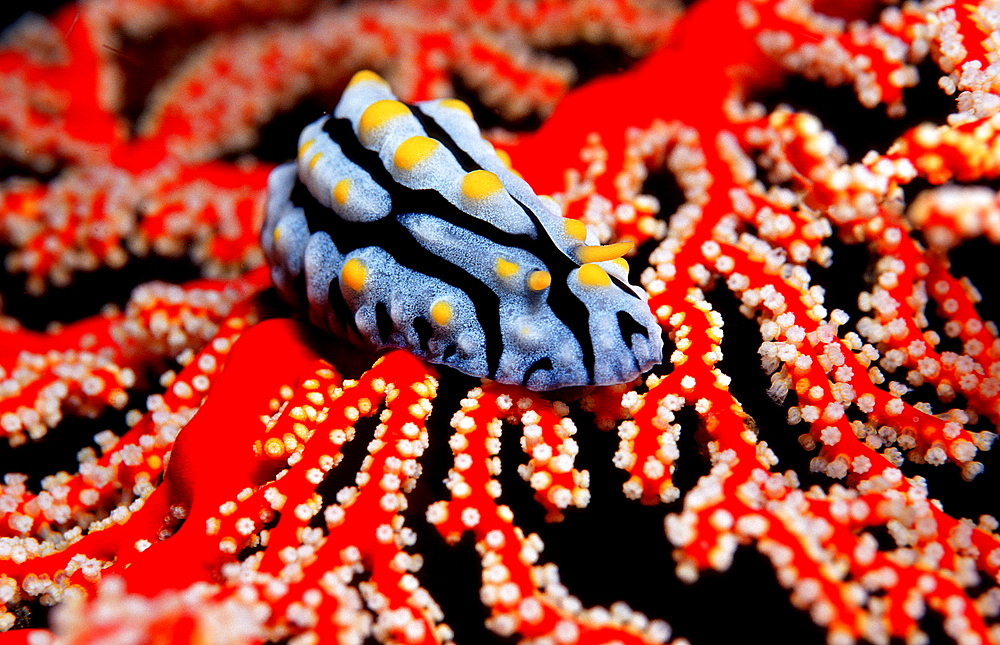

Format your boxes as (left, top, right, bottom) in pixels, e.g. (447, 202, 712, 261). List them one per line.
(273, 228, 282, 242)
(577, 263, 611, 287)
(439, 98, 474, 118)
(333, 179, 351, 205)
(394, 136, 439, 171)
(576, 241, 633, 264)
(462, 169, 504, 200)
(528, 270, 551, 291)
(495, 148, 513, 169)
(308, 151, 323, 170)
(563, 218, 588, 241)
(298, 139, 315, 157)
(348, 69, 389, 87)
(342, 258, 368, 291)
(359, 100, 410, 143)
(431, 300, 453, 325)
(496, 258, 519, 278)
(612, 257, 630, 273)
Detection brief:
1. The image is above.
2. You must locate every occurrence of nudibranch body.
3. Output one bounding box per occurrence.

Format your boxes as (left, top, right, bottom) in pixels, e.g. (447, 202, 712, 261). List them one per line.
(262, 70, 662, 391)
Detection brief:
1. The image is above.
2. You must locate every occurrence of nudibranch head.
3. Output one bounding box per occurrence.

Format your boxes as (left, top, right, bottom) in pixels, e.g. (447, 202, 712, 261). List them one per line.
(262, 70, 663, 391)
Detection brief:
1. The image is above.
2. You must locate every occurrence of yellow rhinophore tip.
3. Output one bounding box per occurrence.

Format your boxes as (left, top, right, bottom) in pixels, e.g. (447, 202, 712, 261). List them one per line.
(348, 70, 388, 87)
(577, 263, 611, 287)
(496, 258, 519, 278)
(462, 169, 504, 200)
(528, 270, 551, 291)
(439, 98, 474, 118)
(333, 179, 351, 205)
(563, 218, 588, 241)
(342, 258, 367, 291)
(359, 100, 410, 143)
(394, 136, 439, 171)
(576, 241, 633, 264)
(431, 300, 452, 325)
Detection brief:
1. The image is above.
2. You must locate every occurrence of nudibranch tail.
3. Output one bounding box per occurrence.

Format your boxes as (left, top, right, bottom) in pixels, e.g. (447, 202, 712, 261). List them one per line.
(262, 70, 663, 390)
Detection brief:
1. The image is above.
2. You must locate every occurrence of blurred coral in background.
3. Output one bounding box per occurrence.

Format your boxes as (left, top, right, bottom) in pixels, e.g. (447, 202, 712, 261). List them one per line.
(0, 0, 999, 644)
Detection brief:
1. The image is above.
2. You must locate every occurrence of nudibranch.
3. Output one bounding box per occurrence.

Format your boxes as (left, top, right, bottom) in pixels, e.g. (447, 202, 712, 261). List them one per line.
(262, 70, 662, 391)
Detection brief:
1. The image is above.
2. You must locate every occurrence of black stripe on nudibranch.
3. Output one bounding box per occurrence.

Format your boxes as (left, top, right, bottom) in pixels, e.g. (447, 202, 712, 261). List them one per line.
(408, 104, 479, 172)
(374, 301, 393, 343)
(522, 357, 554, 387)
(262, 70, 663, 390)
(616, 310, 651, 350)
(413, 316, 433, 352)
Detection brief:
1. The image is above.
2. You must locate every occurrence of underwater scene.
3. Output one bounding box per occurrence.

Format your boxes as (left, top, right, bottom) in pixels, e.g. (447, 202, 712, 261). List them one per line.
(0, 1, 999, 643)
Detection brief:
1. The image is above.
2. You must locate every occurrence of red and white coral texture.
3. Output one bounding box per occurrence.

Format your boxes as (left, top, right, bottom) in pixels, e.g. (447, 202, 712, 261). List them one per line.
(0, 0, 999, 644)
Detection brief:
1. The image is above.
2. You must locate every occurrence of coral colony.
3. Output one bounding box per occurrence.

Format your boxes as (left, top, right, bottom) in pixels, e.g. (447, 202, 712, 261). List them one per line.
(0, 0, 999, 644)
